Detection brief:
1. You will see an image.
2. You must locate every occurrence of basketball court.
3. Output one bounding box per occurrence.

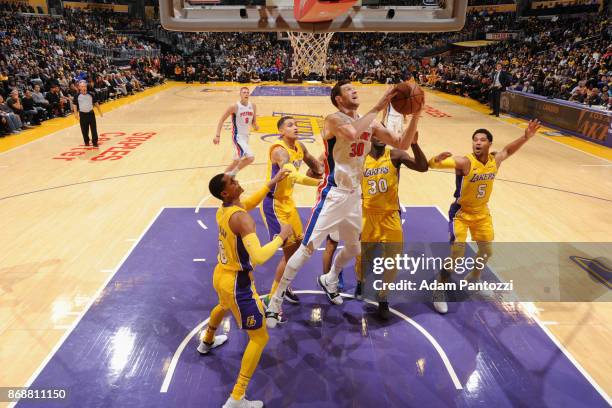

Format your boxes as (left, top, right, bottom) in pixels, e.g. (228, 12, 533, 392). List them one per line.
(1, 0, 611, 406)
(1, 80, 610, 407)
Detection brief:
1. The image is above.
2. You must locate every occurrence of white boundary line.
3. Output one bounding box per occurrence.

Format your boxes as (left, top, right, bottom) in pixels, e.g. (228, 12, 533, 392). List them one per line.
(430, 204, 610, 403)
(197, 220, 208, 230)
(8, 207, 166, 408)
(160, 289, 463, 393)
(195, 179, 264, 214)
(529, 305, 611, 404)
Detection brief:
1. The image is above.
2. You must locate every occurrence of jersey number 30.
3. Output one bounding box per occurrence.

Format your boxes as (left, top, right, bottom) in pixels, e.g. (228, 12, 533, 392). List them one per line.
(368, 179, 388, 195)
(349, 142, 365, 157)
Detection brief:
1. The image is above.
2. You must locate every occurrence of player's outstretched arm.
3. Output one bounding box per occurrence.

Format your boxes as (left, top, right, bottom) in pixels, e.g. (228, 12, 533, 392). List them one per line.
(326, 87, 396, 141)
(494, 119, 540, 165)
(391, 133, 428, 172)
(428, 152, 471, 174)
(213, 105, 236, 144)
(271, 146, 319, 186)
(242, 168, 291, 211)
(229, 213, 291, 266)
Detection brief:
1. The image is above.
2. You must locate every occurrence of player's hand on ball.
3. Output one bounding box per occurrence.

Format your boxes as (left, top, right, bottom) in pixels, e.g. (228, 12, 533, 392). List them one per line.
(524, 119, 541, 139)
(279, 223, 293, 242)
(213, 135, 220, 145)
(374, 87, 397, 112)
(434, 152, 452, 162)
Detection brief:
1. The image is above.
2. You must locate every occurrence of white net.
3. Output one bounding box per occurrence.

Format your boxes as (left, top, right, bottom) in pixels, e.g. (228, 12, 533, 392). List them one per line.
(287, 32, 334, 78)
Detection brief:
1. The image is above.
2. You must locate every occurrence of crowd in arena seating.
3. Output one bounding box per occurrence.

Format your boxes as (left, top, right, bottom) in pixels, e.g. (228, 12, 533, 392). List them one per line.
(157, 10, 610, 109)
(0, 6, 164, 136)
(155, 11, 515, 83)
(1, 4, 610, 137)
(423, 14, 611, 109)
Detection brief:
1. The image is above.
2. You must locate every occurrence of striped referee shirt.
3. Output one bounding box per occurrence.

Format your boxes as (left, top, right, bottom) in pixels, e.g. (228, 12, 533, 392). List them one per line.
(73, 91, 98, 113)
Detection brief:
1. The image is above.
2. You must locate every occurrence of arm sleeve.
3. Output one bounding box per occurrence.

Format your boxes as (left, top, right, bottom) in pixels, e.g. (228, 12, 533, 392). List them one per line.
(428, 157, 457, 169)
(282, 163, 320, 186)
(242, 233, 284, 266)
(242, 185, 270, 211)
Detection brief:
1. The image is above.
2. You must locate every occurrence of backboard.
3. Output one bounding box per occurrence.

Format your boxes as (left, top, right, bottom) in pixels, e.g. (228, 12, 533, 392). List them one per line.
(159, 0, 468, 33)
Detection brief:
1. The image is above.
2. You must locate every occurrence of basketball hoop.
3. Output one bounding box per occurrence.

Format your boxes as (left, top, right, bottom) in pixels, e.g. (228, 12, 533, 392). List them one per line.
(287, 31, 334, 78)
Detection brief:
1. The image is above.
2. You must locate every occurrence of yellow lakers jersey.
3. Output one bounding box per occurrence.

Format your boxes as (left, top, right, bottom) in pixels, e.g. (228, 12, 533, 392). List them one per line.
(362, 148, 399, 211)
(265, 140, 304, 203)
(216, 204, 252, 272)
(455, 153, 497, 210)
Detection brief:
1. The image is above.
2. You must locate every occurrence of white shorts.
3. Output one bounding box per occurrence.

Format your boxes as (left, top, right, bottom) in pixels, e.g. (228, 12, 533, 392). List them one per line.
(303, 187, 361, 250)
(385, 116, 404, 135)
(232, 133, 253, 159)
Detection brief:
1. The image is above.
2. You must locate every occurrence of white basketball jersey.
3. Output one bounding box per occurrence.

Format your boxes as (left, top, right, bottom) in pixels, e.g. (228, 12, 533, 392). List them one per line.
(232, 102, 254, 135)
(385, 103, 404, 134)
(386, 103, 403, 119)
(323, 111, 372, 191)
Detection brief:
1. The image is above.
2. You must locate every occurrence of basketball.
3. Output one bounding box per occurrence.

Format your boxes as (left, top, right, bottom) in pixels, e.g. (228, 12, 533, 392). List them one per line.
(391, 81, 425, 115)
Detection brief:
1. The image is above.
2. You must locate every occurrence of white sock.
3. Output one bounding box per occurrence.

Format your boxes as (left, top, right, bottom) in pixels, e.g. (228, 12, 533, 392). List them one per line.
(272, 245, 310, 306)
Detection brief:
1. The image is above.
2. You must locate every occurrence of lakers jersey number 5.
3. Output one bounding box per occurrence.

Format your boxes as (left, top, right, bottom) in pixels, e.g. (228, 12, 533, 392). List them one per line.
(454, 153, 498, 211)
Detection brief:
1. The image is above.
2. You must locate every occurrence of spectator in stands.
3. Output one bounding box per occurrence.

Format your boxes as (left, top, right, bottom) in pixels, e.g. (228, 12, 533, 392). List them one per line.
(7, 89, 36, 127)
(0, 94, 24, 134)
(32, 84, 50, 110)
(186, 65, 196, 83)
(111, 74, 128, 97)
(47, 85, 70, 117)
(23, 89, 45, 124)
(585, 88, 603, 106)
(174, 64, 183, 81)
(570, 80, 588, 103)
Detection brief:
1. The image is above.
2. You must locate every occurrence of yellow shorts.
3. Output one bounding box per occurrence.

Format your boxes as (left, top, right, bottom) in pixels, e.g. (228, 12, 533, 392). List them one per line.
(261, 197, 303, 246)
(213, 265, 265, 330)
(361, 210, 403, 243)
(449, 203, 494, 243)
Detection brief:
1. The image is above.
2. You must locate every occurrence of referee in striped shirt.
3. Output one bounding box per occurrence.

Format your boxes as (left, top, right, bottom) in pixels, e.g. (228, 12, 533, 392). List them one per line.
(73, 80, 103, 147)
